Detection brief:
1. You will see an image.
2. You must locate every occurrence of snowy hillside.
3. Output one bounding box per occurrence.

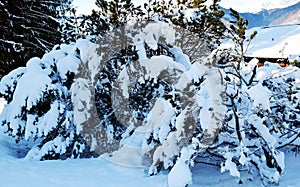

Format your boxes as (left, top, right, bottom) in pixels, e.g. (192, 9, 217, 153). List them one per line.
(246, 24, 300, 60)
(222, 1, 300, 28)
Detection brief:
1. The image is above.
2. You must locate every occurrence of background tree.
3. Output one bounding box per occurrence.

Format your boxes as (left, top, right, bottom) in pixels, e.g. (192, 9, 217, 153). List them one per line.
(146, 0, 226, 62)
(0, 0, 72, 79)
(60, 7, 81, 43)
(95, 0, 143, 27)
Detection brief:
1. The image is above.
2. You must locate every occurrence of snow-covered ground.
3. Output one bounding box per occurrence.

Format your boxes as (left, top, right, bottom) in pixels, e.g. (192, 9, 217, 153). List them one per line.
(246, 24, 300, 60)
(1, 18, 300, 187)
(0, 147, 167, 187)
(191, 153, 300, 187)
(0, 64, 299, 186)
(0, 96, 299, 186)
(0, 138, 299, 187)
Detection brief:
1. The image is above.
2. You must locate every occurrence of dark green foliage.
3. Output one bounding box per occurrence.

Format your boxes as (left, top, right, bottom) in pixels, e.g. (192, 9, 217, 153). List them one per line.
(60, 7, 80, 43)
(78, 0, 144, 40)
(78, 0, 226, 62)
(146, 0, 226, 62)
(227, 8, 257, 66)
(95, 0, 143, 27)
(78, 10, 110, 38)
(0, 0, 72, 78)
(291, 59, 300, 67)
(95, 45, 139, 139)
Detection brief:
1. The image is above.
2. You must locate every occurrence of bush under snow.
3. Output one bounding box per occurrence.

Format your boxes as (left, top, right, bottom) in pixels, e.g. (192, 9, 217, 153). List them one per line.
(0, 20, 299, 187)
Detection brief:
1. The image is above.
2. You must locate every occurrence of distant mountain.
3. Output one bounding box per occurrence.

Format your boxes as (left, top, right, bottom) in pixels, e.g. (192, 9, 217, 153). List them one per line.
(223, 1, 300, 28)
(252, 0, 300, 13)
(219, 0, 300, 13)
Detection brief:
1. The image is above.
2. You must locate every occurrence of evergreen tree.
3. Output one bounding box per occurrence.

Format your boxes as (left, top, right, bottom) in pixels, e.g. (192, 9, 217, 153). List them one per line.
(226, 8, 257, 69)
(60, 7, 80, 43)
(95, 0, 143, 27)
(0, 0, 72, 78)
(0, 39, 98, 160)
(0, 1, 299, 186)
(146, 0, 226, 62)
(78, 9, 110, 40)
(78, 0, 144, 39)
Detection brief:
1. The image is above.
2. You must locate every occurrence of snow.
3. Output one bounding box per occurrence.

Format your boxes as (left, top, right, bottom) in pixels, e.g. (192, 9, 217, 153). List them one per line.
(219, 0, 300, 13)
(134, 22, 177, 61)
(191, 153, 300, 187)
(0, 98, 6, 114)
(0, 137, 299, 187)
(169, 47, 191, 70)
(37, 101, 60, 137)
(0, 15, 299, 187)
(102, 98, 175, 167)
(246, 24, 300, 59)
(103, 49, 192, 168)
(143, 22, 176, 49)
(145, 98, 174, 138)
(221, 152, 240, 178)
(57, 55, 81, 80)
(248, 114, 277, 148)
(72, 0, 98, 15)
(140, 55, 186, 78)
(25, 136, 68, 161)
(247, 83, 271, 111)
(101, 144, 147, 167)
(168, 147, 194, 187)
(0, 57, 54, 137)
(0, 151, 168, 187)
(71, 39, 100, 134)
(0, 119, 169, 186)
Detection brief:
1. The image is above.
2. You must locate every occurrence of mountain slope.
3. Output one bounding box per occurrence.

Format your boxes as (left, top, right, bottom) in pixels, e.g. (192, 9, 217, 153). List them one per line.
(245, 24, 300, 60)
(223, 1, 300, 28)
(270, 8, 300, 25)
(220, 0, 300, 13)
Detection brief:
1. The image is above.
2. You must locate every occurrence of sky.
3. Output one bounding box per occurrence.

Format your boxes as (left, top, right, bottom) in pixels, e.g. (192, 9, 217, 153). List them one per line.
(72, 0, 145, 15)
(72, 0, 300, 15)
(220, 0, 299, 12)
(72, 0, 97, 15)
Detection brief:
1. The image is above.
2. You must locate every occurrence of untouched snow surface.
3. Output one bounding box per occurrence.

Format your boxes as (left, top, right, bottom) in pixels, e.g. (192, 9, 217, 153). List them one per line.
(0, 138, 299, 187)
(246, 24, 300, 60)
(0, 146, 167, 187)
(1, 88, 299, 186)
(0, 94, 299, 187)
